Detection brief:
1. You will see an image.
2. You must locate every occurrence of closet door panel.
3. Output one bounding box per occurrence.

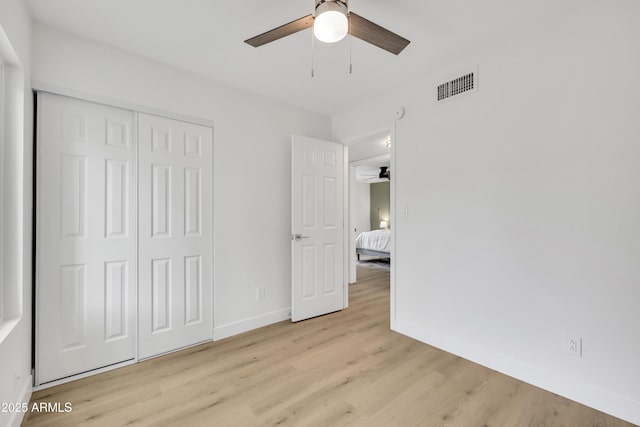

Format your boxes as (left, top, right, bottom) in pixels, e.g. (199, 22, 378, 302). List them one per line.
(36, 93, 136, 385)
(138, 113, 213, 359)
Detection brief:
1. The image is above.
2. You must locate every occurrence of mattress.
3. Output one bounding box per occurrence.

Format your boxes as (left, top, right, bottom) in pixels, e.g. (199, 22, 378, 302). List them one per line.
(356, 229, 391, 253)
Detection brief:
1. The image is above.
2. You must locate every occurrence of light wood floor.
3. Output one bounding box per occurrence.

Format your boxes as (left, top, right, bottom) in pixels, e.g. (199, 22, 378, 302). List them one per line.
(25, 267, 635, 427)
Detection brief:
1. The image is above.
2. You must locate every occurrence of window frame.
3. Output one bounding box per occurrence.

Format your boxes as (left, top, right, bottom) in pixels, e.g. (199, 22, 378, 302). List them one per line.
(0, 33, 26, 342)
(0, 58, 5, 324)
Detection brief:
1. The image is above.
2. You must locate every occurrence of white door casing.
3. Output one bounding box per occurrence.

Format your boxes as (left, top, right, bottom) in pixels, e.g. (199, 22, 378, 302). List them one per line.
(138, 113, 213, 359)
(36, 93, 136, 384)
(291, 135, 345, 322)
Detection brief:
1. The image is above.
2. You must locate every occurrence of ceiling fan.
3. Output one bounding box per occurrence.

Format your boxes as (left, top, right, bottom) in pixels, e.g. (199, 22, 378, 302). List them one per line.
(359, 166, 391, 182)
(244, 0, 410, 56)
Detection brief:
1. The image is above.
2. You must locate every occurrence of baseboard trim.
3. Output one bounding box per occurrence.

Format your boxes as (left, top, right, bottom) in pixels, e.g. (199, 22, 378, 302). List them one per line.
(394, 319, 640, 426)
(8, 374, 32, 427)
(213, 308, 291, 341)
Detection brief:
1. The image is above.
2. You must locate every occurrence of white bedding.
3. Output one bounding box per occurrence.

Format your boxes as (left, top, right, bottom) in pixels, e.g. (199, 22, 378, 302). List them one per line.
(356, 230, 391, 253)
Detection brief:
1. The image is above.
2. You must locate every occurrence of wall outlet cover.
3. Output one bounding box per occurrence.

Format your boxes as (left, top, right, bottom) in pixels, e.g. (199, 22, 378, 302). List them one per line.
(565, 336, 582, 357)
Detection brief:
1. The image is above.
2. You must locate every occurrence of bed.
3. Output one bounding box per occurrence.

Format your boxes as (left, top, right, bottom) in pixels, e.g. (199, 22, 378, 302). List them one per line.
(356, 229, 391, 259)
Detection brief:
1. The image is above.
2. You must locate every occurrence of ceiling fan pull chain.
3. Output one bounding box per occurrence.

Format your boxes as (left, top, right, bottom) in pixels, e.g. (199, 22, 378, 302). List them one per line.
(349, 17, 353, 74)
(311, 27, 315, 78)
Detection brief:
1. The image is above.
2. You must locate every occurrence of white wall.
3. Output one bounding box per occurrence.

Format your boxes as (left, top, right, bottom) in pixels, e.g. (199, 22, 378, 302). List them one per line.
(354, 182, 370, 235)
(333, 1, 640, 424)
(0, 1, 32, 426)
(31, 23, 332, 340)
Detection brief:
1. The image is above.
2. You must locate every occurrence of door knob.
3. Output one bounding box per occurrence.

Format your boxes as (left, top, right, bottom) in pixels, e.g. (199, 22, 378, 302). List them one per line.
(293, 234, 310, 241)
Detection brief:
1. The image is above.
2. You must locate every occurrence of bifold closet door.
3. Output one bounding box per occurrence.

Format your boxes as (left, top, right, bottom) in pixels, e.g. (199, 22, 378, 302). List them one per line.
(36, 93, 136, 384)
(138, 113, 213, 359)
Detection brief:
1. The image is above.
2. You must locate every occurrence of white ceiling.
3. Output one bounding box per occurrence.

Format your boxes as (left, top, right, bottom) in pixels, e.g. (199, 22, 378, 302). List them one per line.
(349, 132, 390, 162)
(26, 0, 583, 115)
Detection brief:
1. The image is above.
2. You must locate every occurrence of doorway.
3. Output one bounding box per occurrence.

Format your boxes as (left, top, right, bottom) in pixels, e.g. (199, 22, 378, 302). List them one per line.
(347, 131, 392, 285)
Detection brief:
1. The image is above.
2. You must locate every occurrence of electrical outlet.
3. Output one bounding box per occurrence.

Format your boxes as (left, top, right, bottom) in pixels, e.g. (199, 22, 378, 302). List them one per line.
(256, 287, 266, 301)
(565, 336, 582, 357)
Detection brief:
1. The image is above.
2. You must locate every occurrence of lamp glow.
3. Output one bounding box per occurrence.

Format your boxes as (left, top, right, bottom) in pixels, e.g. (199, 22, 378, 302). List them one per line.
(314, 2, 348, 43)
(380, 221, 388, 229)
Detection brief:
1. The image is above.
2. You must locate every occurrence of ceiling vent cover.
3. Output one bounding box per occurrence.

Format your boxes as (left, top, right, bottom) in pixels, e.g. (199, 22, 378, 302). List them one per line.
(437, 72, 476, 101)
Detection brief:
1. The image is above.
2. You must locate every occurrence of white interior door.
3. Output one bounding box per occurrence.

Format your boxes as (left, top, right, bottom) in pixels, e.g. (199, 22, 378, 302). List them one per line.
(138, 113, 213, 359)
(36, 93, 136, 384)
(291, 135, 345, 322)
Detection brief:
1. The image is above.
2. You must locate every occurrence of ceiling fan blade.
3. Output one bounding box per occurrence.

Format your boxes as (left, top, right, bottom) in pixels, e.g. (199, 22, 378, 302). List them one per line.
(348, 12, 410, 55)
(245, 15, 315, 47)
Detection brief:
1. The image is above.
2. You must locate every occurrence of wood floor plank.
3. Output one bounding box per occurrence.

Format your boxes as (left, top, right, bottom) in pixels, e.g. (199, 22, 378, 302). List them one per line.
(23, 266, 636, 427)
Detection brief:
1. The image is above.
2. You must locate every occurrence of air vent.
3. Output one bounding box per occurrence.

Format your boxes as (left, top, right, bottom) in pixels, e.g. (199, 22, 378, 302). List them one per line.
(437, 72, 475, 101)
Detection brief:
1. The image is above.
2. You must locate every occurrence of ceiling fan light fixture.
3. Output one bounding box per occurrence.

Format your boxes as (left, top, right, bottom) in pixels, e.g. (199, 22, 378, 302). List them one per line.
(244, 0, 410, 57)
(314, 0, 348, 43)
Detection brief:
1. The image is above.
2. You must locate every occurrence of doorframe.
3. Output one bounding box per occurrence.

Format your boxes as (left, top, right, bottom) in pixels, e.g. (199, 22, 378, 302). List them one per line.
(31, 81, 214, 128)
(343, 145, 349, 309)
(343, 126, 396, 326)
